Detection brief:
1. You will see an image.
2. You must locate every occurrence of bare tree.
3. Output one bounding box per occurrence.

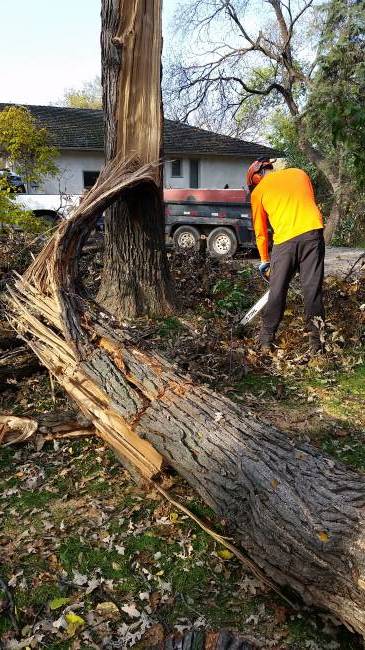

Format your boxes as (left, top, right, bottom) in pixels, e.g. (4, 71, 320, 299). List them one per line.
(166, 0, 343, 241)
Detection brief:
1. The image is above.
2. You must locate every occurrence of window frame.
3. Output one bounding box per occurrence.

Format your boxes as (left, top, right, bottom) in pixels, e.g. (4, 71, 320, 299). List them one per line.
(189, 158, 200, 188)
(170, 158, 183, 178)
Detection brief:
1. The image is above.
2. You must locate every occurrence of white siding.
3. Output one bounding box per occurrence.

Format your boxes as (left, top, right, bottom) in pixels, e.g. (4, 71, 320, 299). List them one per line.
(164, 156, 251, 189)
(164, 158, 189, 188)
(33, 150, 105, 195)
(200, 157, 249, 189)
(34, 150, 252, 195)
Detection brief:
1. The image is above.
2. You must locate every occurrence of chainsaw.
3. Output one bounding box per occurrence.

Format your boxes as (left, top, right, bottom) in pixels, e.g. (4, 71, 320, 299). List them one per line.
(239, 266, 270, 327)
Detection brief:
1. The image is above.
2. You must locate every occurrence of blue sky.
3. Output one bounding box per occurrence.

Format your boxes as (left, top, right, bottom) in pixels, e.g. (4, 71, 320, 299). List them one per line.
(0, 0, 177, 106)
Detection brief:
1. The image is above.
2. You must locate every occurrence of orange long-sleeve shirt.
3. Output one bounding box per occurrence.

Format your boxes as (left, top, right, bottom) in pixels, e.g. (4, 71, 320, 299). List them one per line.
(250, 167, 324, 262)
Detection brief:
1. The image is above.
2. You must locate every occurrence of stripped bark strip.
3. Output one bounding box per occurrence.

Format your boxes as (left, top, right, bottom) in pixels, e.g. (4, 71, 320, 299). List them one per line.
(152, 482, 296, 609)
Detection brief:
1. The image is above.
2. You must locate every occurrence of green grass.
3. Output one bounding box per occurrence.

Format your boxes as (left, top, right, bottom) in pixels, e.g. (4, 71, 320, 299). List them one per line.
(322, 434, 365, 469)
(235, 373, 280, 396)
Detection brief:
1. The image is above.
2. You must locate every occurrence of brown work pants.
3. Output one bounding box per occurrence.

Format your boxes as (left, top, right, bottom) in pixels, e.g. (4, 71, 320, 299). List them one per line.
(261, 228, 325, 340)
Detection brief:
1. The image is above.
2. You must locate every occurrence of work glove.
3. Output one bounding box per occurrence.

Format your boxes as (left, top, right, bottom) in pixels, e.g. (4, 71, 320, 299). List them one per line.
(258, 261, 270, 282)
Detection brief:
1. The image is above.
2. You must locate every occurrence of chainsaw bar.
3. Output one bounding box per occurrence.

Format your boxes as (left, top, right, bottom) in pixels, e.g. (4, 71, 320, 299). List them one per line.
(239, 289, 270, 326)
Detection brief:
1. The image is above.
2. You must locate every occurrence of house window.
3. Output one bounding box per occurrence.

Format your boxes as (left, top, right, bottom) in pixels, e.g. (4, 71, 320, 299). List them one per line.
(171, 159, 182, 177)
(189, 159, 200, 188)
(83, 171, 100, 189)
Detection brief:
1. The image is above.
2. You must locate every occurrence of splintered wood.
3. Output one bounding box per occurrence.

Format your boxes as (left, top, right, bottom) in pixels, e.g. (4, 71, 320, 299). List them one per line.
(7, 267, 162, 479)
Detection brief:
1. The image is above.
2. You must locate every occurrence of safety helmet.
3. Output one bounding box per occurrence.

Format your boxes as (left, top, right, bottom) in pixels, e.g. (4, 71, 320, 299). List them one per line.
(246, 157, 274, 192)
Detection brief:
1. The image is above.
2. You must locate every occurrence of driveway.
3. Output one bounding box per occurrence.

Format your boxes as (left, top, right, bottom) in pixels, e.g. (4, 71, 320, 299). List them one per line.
(324, 247, 365, 278)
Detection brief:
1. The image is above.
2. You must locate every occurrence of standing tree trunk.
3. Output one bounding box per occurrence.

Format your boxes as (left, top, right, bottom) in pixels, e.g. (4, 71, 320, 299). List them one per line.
(97, 0, 174, 319)
(296, 122, 342, 244)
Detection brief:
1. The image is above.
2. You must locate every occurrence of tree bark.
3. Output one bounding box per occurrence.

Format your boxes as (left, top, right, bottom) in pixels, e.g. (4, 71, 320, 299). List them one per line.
(97, 0, 174, 319)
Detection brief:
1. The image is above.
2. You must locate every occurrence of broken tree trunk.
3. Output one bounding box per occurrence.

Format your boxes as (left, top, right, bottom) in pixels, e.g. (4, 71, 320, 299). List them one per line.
(96, 0, 174, 319)
(6, 164, 365, 632)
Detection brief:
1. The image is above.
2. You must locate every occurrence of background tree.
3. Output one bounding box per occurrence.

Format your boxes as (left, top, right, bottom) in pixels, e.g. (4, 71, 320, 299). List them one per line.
(62, 76, 103, 109)
(266, 0, 365, 244)
(0, 106, 58, 193)
(0, 180, 46, 233)
(308, 0, 365, 169)
(165, 0, 364, 243)
(96, 0, 174, 319)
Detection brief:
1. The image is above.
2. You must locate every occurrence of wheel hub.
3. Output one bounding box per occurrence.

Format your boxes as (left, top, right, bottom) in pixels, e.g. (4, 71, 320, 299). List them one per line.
(213, 234, 231, 254)
(179, 232, 196, 249)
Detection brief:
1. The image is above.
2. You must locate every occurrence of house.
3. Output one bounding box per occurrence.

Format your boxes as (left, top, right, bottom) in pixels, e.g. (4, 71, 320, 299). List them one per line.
(0, 103, 276, 194)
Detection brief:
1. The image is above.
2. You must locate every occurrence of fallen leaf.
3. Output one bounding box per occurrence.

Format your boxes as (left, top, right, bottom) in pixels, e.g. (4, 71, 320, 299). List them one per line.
(72, 569, 88, 586)
(318, 531, 330, 543)
(140, 623, 164, 646)
(49, 597, 71, 610)
(115, 544, 125, 555)
(121, 603, 141, 618)
(65, 612, 85, 637)
(217, 549, 234, 560)
(139, 592, 150, 601)
(96, 601, 120, 619)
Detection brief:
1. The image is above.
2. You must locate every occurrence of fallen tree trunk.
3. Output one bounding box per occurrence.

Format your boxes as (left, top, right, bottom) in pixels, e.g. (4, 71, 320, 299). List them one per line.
(6, 174, 365, 632)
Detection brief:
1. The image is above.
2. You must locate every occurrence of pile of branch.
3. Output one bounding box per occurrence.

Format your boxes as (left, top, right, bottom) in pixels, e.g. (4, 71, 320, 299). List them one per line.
(5, 155, 365, 637)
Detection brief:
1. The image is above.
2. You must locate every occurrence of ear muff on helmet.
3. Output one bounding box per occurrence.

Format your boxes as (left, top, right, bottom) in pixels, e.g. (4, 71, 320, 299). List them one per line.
(246, 158, 274, 192)
(251, 172, 263, 186)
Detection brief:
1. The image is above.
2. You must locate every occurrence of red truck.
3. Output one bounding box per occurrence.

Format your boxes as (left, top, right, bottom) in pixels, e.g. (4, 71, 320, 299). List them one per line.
(164, 188, 255, 258)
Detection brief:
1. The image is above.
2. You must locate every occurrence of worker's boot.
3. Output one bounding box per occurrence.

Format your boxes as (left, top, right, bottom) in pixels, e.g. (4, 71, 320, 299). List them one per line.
(308, 332, 323, 355)
(259, 328, 275, 352)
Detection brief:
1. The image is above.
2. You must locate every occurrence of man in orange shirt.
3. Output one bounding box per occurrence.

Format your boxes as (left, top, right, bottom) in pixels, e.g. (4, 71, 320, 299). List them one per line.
(247, 158, 325, 352)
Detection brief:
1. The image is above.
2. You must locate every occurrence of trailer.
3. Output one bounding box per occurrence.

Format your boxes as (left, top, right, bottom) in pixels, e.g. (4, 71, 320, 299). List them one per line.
(164, 188, 255, 258)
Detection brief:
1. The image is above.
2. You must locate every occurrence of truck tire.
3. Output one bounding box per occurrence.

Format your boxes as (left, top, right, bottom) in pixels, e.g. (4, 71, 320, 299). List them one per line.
(173, 226, 201, 253)
(207, 227, 237, 258)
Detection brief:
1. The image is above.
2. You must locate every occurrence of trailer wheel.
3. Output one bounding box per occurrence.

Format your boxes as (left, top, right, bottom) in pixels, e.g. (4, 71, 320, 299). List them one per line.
(173, 226, 201, 253)
(207, 227, 237, 258)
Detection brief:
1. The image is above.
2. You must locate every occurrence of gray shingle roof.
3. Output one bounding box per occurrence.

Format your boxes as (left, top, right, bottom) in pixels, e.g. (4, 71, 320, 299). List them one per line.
(0, 103, 277, 158)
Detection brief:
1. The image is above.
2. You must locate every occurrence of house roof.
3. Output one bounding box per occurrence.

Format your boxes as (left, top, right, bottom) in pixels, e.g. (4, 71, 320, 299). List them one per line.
(0, 103, 277, 158)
